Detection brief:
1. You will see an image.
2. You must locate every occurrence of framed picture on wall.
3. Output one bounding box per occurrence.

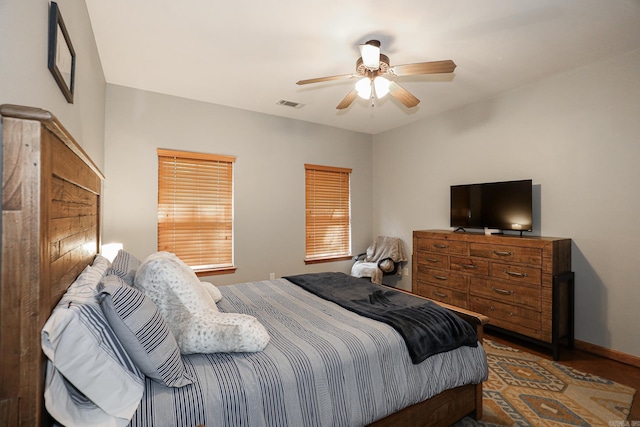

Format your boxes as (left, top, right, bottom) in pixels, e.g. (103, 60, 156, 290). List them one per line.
(48, 2, 76, 103)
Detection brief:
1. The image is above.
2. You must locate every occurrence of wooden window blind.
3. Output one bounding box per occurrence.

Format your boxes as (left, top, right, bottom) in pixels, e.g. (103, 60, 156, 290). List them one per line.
(305, 164, 352, 263)
(157, 149, 235, 274)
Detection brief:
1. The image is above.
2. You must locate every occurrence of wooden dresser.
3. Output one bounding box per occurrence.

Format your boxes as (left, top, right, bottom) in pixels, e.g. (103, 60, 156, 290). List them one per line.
(412, 229, 574, 359)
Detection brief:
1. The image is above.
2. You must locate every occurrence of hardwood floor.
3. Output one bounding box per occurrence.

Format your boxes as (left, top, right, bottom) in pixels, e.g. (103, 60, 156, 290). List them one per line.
(485, 331, 640, 422)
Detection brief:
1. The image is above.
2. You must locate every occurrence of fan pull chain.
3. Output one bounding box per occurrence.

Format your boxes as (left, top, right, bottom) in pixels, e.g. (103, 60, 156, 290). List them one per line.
(369, 72, 376, 107)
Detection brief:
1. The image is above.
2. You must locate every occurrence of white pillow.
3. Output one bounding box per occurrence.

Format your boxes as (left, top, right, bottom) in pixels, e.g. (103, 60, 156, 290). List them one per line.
(42, 302, 144, 427)
(42, 257, 144, 427)
(134, 251, 218, 316)
(201, 280, 223, 303)
(92, 254, 112, 272)
(135, 252, 269, 354)
(180, 308, 271, 353)
(61, 255, 111, 303)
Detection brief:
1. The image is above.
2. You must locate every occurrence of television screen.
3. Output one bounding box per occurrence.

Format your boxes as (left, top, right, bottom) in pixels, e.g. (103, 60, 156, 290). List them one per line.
(450, 179, 532, 232)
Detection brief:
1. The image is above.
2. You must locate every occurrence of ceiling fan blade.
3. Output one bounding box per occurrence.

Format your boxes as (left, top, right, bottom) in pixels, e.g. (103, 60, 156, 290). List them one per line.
(336, 89, 358, 110)
(296, 74, 357, 85)
(389, 60, 456, 77)
(388, 81, 420, 108)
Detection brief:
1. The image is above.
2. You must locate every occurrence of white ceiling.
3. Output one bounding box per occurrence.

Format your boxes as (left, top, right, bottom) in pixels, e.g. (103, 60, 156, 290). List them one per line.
(85, 0, 640, 135)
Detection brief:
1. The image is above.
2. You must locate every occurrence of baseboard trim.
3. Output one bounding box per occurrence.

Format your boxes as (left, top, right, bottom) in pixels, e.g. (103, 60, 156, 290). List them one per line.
(575, 339, 640, 369)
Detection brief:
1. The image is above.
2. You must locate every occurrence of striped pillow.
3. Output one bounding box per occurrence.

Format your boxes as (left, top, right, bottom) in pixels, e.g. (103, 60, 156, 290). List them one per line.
(106, 250, 141, 286)
(99, 275, 193, 388)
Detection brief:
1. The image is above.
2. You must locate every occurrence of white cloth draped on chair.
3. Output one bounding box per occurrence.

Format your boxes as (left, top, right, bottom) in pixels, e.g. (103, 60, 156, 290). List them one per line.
(351, 236, 407, 285)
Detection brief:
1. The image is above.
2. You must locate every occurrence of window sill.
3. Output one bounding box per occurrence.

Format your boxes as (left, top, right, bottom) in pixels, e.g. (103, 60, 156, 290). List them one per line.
(304, 255, 353, 265)
(194, 266, 237, 277)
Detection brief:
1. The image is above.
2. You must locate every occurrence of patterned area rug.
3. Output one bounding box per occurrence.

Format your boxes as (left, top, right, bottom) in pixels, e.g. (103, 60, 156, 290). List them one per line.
(455, 339, 636, 426)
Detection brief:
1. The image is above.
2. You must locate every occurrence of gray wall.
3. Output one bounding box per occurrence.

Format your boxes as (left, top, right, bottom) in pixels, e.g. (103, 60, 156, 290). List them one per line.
(0, 0, 106, 169)
(372, 49, 640, 357)
(102, 84, 373, 286)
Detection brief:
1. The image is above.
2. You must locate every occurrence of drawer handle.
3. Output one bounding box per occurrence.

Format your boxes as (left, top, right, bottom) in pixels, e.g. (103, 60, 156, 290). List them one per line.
(504, 270, 528, 278)
(433, 275, 448, 281)
(489, 305, 514, 316)
(433, 243, 449, 249)
(433, 292, 447, 298)
(492, 287, 514, 296)
(424, 258, 440, 263)
(493, 250, 514, 257)
(461, 263, 478, 270)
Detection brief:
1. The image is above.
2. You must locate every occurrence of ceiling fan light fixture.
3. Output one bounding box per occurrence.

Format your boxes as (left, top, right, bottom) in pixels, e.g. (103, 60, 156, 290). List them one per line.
(298, 39, 455, 110)
(359, 40, 381, 70)
(356, 77, 372, 99)
(373, 76, 390, 98)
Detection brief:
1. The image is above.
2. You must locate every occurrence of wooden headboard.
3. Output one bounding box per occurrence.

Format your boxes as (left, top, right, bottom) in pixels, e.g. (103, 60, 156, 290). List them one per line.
(0, 105, 104, 427)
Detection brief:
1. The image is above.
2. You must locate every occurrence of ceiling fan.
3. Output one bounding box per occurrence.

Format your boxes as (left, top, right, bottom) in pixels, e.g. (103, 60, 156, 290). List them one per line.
(296, 40, 456, 110)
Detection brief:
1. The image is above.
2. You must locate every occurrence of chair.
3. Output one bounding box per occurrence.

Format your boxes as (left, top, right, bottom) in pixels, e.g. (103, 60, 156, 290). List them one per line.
(351, 236, 407, 285)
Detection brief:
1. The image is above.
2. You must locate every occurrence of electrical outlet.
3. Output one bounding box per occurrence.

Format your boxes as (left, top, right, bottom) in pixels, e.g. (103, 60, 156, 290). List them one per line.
(403, 268, 409, 276)
(269, 272, 275, 280)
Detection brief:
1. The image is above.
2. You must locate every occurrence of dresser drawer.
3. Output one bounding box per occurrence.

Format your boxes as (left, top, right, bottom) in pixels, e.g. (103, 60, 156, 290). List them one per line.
(415, 251, 449, 269)
(490, 262, 541, 285)
(469, 243, 542, 265)
(469, 277, 541, 310)
(416, 238, 468, 255)
(415, 282, 469, 309)
(450, 256, 489, 276)
(416, 265, 468, 291)
(470, 296, 541, 337)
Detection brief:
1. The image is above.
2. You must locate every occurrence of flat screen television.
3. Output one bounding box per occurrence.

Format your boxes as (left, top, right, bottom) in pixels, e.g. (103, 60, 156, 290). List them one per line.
(450, 179, 533, 233)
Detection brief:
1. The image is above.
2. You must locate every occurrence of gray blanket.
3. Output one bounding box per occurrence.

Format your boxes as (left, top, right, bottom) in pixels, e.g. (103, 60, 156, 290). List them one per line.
(284, 272, 478, 363)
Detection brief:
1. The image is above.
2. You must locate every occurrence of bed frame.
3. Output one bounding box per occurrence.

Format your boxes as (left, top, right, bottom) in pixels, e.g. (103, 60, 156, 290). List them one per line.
(0, 104, 488, 427)
(370, 297, 488, 427)
(1, 105, 104, 427)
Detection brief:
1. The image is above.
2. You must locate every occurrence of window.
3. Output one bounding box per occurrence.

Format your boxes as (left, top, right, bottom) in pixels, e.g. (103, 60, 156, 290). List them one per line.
(157, 149, 235, 275)
(304, 163, 352, 264)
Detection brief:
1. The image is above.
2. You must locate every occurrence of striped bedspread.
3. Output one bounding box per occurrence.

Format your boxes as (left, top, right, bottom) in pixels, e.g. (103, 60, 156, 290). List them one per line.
(128, 278, 488, 427)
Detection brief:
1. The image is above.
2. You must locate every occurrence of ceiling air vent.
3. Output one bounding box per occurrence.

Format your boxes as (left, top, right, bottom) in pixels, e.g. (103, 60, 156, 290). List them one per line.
(276, 99, 304, 109)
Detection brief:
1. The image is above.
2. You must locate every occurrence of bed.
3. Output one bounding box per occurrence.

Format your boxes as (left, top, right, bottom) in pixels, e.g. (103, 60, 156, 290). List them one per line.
(0, 105, 489, 427)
